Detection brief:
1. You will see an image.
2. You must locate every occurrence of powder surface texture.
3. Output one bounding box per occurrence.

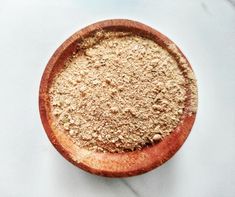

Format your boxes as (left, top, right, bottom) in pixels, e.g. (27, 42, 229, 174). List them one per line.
(49, 32, 197, 153)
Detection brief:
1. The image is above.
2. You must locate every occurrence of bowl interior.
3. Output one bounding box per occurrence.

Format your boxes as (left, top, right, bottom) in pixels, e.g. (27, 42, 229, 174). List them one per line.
(39, 19, 196, 177)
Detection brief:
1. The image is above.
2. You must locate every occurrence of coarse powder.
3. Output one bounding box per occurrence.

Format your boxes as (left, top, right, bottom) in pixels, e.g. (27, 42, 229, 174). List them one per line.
(48, 31, 197, 153)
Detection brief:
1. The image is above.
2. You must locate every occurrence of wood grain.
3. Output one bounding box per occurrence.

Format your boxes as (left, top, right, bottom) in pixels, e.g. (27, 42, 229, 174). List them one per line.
(39, 19, 197, 177)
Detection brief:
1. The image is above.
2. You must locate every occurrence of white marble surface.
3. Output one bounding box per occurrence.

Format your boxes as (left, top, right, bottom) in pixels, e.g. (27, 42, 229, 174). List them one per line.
(0, 0, 235, 196)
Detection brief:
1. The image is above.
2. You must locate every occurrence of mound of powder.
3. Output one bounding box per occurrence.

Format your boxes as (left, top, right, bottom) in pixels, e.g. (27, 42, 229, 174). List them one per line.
(49, 31, 197, 153)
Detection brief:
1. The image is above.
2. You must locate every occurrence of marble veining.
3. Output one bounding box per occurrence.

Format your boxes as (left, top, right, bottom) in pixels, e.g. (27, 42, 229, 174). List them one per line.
(0, 0, 235, 196)
(226, 0, 235, 9)
(121, 179, 141, 197)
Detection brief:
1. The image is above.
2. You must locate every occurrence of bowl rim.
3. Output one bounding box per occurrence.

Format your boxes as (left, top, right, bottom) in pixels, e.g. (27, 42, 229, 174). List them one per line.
(39, 19, 197, 177)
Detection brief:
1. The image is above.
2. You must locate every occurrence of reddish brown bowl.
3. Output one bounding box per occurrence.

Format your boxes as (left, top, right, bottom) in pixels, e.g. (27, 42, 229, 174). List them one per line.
(39, 19, 197, 177)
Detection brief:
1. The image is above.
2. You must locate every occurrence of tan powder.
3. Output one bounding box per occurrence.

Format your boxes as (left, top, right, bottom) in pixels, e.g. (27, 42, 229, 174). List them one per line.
(49, 31, 197, 153)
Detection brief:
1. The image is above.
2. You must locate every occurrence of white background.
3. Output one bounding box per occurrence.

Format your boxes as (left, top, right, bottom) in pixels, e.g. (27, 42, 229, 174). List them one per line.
(0, 0, 235, 196)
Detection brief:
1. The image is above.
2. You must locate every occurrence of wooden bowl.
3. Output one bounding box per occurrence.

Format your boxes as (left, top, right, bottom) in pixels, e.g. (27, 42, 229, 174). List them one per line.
(39, 19, 197, 177)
